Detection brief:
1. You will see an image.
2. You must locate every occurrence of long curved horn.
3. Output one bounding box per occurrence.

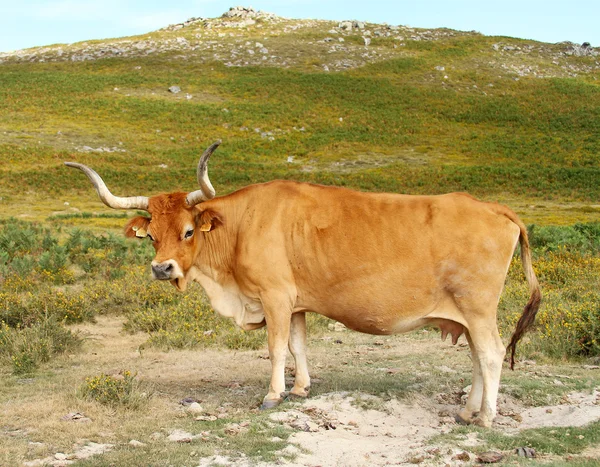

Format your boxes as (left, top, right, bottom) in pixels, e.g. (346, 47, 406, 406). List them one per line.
(186, 140, 220, 207)
(64, 162, 149, 210)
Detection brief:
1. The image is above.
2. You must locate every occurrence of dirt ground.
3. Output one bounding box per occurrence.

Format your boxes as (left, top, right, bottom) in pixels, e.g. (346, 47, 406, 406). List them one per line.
(3, 316, 600, 466)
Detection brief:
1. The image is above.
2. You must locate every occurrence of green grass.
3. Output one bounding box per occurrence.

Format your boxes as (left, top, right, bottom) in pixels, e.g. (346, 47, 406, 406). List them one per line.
(434, 421, 600, 459)
(1, 30, 599, 206)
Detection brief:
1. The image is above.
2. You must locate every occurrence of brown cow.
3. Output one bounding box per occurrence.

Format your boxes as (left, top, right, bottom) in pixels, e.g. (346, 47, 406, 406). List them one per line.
(66, 141, 541, 427)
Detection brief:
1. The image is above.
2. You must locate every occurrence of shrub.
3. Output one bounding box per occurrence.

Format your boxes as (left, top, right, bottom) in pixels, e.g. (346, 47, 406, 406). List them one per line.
(79, 370, 151, 409)
(0, 317, 81, 375)
(499, 249, 600, 359)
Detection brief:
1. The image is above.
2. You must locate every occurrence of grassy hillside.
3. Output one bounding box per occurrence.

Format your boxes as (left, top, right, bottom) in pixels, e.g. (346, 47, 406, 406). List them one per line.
(0, 10, 599, 225)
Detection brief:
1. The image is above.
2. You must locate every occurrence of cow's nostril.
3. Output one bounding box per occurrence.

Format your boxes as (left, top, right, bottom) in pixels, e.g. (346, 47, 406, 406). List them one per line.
(152, 263, 173, 280)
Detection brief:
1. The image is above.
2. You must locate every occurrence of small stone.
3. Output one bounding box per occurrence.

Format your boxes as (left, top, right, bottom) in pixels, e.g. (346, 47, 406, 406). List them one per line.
(515, 447, 536, 458)
(54, 453, 68, 460)
(168, 86, 181, 94)
(452, 451, 470, 461)
(187, 402, 204, 414)
(195, 415, 218, 421)
(129, 440, 146, 447)
(168, 429, 194, 443)
(179, 397, 196, 406)
(61, 412, 91, 423)
(304, 421, 319, 432)
(477, 451, 504, 463)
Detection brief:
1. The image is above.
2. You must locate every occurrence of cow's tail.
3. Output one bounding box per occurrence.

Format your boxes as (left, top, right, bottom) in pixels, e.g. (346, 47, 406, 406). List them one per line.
(504, 212, 542, 370)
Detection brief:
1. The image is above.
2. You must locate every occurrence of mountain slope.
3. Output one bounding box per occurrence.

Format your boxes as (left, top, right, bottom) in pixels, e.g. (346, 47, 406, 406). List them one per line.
(1, 6, 599, 225)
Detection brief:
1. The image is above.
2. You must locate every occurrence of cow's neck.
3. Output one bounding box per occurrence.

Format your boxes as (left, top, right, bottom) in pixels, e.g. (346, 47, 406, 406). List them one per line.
(194, 196, 244, 284)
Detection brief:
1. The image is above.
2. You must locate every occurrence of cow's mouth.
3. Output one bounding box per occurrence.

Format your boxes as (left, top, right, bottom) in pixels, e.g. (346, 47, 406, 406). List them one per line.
(171, 277, 187, 292)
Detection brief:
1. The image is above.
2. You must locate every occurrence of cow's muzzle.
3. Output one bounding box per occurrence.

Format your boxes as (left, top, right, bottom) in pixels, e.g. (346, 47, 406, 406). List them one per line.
(151, 259, 183, 281)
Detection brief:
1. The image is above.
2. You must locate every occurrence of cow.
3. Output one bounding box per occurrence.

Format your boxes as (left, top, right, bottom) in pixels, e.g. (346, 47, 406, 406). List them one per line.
(65, 141, 541, 428)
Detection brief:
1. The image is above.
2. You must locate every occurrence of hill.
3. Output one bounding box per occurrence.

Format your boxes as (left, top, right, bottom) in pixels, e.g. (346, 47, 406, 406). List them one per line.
(1, 5, 599, 226)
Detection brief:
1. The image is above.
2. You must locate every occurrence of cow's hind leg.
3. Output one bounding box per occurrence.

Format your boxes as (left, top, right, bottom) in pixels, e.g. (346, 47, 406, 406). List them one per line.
(288, 312, 310, 398)
(462, 320, 505, 427)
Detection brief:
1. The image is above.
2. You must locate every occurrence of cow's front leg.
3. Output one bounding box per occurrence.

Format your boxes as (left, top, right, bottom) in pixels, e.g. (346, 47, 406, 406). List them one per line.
(260, 292, 293, 410)
(288, 312, 310, 398)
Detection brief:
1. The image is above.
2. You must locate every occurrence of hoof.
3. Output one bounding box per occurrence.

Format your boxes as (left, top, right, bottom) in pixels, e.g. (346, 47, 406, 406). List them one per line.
(260, 393, 287, 411)
(455, 413, 471, 425)
(260, 399, 281, 410)
(288, 392, 308, 401)
(473, 417, 492, 428)
(456, 409, 478, 425)
(289, 386, 310, 399)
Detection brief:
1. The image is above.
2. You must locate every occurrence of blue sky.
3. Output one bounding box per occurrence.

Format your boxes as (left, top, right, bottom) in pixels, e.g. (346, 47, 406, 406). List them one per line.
(1, 0, 599, 53)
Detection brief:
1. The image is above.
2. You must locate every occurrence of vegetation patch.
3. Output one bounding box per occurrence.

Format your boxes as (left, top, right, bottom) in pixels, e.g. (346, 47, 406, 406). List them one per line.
(0, 316, 80, 374)
(79, 370, 151, 409)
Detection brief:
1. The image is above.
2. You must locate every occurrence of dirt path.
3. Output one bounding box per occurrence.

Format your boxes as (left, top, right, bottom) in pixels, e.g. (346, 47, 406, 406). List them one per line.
(8, 317, 600, 466)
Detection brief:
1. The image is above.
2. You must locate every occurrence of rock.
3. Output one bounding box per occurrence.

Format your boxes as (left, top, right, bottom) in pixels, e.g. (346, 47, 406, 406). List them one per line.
(73, 443, 114, 460)
(129, 440, 146, 447)
(61, 412, 91, 423)
(167, 429, 195, 443)
(477, 451, 504, 463)
(327, 322, 347, 332)
(452, 451, 470, 461)
(364, 37, 371, 47)
(179, 397, 197, 406)
(516, 447, 536, 458)
(168, 86, 181, 94)
(195, 415, 218, 421)
(54, 453, 68, 460)
(304, 420, 320, 432)
(187, 402, 204, 414)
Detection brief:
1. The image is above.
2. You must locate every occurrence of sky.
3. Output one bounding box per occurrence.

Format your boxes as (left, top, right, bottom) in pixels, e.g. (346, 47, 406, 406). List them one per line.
(1, 0, 599, 54)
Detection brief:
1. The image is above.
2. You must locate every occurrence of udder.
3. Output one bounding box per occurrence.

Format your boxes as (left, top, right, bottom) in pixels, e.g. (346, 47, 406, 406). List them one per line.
(432, 318, 466, 344)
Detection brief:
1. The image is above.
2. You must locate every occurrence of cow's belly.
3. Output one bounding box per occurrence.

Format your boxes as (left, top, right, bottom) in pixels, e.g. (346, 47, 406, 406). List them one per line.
(299, 279, 457, 335)
(333, 313, 429, 335)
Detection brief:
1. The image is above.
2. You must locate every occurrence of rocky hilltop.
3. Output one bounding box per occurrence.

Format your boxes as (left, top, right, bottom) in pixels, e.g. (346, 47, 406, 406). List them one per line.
(1, 6, 598, 77)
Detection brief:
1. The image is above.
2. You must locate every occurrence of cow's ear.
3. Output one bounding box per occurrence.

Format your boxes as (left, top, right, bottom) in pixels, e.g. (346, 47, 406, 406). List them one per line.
(124, 216, 151, 239)
(196, 209, 224, 233)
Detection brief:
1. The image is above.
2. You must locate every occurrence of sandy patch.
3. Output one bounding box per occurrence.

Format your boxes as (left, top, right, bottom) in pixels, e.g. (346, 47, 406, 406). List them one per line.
(519, 389, 600, 429)
(273, 393, 445, 466)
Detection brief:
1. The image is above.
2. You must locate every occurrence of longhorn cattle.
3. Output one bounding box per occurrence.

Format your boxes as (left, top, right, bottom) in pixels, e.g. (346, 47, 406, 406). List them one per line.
(66, 141, 541, 427)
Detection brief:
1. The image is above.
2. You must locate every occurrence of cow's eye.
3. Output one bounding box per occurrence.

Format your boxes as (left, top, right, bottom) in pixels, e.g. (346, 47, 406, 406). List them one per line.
(184, 229, 194, 239)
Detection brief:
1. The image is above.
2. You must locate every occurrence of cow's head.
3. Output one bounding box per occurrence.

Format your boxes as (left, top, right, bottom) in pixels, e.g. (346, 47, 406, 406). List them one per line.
(65, 141, 221, 291)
